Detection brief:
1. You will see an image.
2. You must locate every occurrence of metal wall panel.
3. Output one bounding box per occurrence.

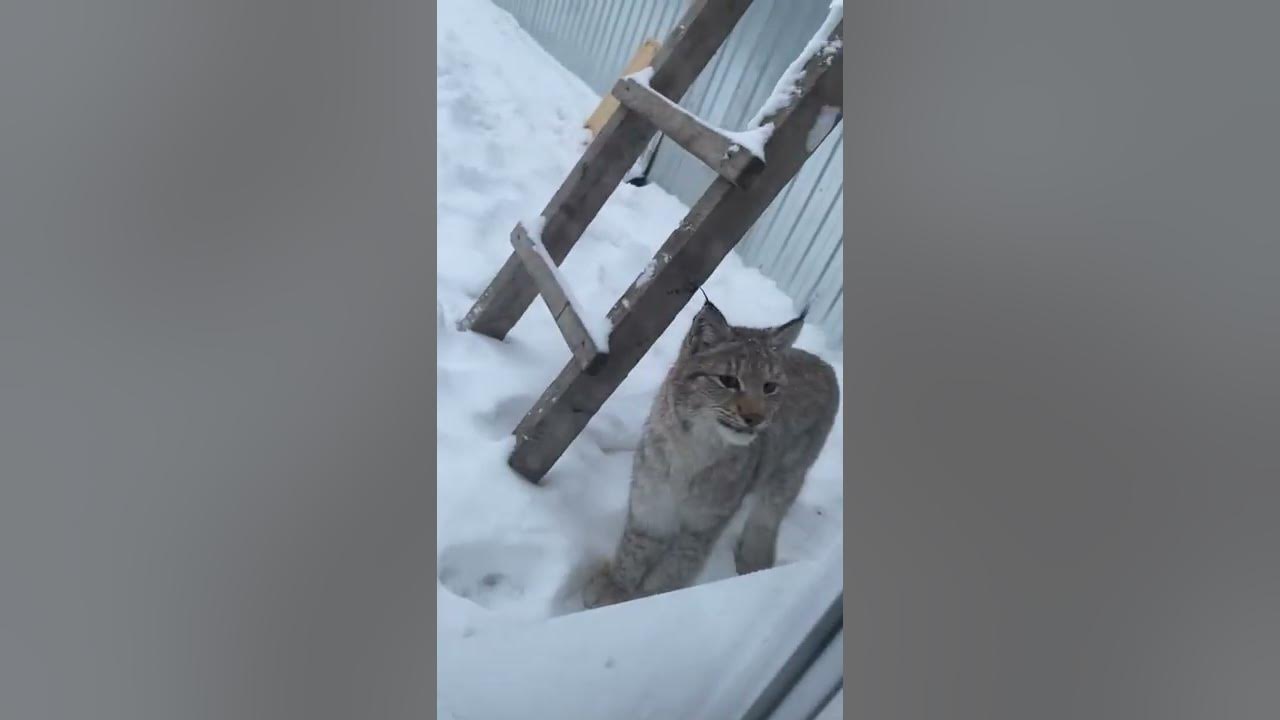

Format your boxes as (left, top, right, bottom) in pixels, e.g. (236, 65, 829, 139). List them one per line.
(489, 0, 844, 346)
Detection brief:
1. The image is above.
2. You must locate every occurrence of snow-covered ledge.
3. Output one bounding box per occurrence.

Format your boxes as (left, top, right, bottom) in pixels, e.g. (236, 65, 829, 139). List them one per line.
(437, 545, 842, 720)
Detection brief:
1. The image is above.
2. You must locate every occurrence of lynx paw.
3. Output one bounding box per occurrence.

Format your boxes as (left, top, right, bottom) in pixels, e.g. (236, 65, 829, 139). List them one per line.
(582, 565, 629, 609)
(734, 537, 776, 576)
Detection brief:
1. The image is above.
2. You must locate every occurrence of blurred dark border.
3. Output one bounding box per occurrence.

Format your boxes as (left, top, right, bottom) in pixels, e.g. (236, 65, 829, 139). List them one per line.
(844, 1, 1280, 718)
(0, 1, 434, 718)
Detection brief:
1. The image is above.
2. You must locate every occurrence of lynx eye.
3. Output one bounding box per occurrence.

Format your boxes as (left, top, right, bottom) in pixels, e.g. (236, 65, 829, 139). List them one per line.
(716, 375, 740, 390)
(763, 381, 779, 395)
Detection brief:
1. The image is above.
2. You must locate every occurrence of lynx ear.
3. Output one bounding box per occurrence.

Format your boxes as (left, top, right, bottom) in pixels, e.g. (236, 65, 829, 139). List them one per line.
(767, 310, 806, 349)
(686, 300, 733, 353)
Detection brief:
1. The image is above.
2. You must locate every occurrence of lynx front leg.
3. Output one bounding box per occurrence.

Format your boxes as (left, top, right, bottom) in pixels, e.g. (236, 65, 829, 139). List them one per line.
(639, 464, 752, 595)
(735, 470, 806, 575)
(584, 517, 672, 608)
(584, 473, 679, 608)
(637, 524, 725, 596)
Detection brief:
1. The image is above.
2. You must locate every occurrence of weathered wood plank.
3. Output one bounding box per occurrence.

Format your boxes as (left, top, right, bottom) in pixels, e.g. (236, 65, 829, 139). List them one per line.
(509, 222, 606, 373)
(611, 77, 763, 186)
(509, 30, 844, 483)
(459, 0, 758, 341)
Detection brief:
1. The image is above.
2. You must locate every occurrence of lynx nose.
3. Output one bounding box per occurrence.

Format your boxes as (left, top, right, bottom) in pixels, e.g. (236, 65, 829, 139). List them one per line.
(737, 397, 766, 428)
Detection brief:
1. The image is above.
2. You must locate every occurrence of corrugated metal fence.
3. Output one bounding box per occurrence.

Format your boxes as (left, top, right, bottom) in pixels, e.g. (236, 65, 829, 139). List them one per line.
(492, 0, 844, 346)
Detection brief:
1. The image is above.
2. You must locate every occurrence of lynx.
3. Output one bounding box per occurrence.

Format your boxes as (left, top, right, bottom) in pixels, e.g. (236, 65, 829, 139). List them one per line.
(583, 300, 839, 608)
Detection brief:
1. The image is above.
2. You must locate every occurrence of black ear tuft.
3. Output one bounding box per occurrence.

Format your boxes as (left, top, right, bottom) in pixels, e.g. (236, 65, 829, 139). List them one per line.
(685, 300, 732, 353)
(768, 310, 806, 349)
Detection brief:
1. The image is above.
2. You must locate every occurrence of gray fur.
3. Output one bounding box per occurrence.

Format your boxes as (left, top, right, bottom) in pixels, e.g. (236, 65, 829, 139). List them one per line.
(583, 301, 839, 609)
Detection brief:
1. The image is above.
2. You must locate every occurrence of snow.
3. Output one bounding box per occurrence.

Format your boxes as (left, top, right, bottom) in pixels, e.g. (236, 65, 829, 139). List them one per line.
(522, 214, 611, 352)
(623, 66, 654, 85)
(437, 0, 844, 715)
(723, 125, 775, 160)
(747, 0, 844, 129)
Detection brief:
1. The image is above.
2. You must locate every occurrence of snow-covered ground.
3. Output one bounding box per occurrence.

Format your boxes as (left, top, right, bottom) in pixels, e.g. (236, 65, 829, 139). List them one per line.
(437, 0, 844, 714)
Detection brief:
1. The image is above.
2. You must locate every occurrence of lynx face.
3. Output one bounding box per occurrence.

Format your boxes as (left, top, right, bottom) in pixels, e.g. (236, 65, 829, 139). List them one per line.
(671, 301, 804, 445)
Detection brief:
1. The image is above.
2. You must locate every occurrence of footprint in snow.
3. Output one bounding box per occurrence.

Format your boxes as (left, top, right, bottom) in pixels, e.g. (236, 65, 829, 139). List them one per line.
(438, 541, 546, 611)
(475, 393, 537, 439)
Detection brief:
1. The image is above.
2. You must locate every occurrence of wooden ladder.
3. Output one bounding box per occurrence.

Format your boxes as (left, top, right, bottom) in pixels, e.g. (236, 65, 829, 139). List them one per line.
(459, 0, 844, 483)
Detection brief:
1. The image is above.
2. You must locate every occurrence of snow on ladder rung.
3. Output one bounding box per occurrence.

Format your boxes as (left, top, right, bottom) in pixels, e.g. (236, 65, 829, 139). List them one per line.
(509, 219, 610, 373)
(746, 4, 844, 132)
(611, 76, 765, 187)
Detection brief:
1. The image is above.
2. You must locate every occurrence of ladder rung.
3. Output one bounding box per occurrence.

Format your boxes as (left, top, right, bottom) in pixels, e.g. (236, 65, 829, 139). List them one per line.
(611, 77, 763, 186)
(509, 222, 607, 373)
